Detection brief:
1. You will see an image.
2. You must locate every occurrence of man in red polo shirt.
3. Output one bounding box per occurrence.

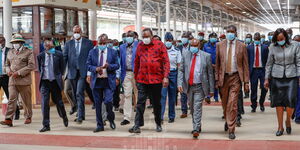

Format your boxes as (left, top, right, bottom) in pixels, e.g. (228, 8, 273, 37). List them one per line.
(129, 28, 170, 133)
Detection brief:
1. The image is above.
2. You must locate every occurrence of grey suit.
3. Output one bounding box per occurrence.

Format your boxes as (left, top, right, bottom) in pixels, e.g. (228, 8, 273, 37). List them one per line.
(265, 41, 300, 79)
(178, 50, 214, 132)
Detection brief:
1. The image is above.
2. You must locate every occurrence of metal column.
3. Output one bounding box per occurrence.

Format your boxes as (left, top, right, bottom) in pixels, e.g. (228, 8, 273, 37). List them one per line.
(173, 7, 177, 38)
(3, 0, 12, 47)
(186, 0, 189, 31)
(195, 12, 199, 34)
(136, 0, 142, 39)
(89, 10, 97, 40)
(166, 0, 170, 32)
(157, 3, 161, 37)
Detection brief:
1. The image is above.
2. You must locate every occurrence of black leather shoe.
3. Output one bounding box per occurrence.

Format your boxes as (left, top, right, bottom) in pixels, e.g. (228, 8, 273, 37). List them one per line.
(156, 125, 162, 132)
(192, 130, 199, 139)
(251, 109, 256, 113)
(260, 106, 265, 112)
(129, 126, 141, 133)
(229, 133, 236, 140)
(222, 116, 225, 119)
(161, 120, 164, 125)
(63, 117, 68, 127)
(39, 126, 50, 132)
(109, 121, 116, 130)
(168, 119, 175, 123)
(92, 105, 96, 110)
(15, 109, 20, 120)
(93, 127, 104, 133)
(120, 120, 130, 126)
(286, 127, 292, 135)
(69, 107, 77, 115)
(276, 130, 284, 136)
(74, 118, 83, 124)
(224, 123, 228, 131)
(236, 119, 241, 127)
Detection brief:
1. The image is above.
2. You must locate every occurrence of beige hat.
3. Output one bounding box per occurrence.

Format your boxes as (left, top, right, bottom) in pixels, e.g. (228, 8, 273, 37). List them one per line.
(10, 33, 25, 43)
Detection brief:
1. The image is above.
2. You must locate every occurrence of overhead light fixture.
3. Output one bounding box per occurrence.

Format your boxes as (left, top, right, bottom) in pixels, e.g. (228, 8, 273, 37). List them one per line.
(242, 11, 246, 13)
(226, 2, 231, 5)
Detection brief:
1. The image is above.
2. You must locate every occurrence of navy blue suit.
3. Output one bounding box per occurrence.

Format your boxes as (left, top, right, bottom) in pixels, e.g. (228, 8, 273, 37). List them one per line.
(247, 43, 269, 109)
(87, 47, 119, 128)
(63, 38, 94, 120)
(37, 50, 67, 127)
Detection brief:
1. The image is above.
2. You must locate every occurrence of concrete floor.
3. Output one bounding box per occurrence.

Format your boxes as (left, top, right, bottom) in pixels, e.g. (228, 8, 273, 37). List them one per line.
(1, 99, 300, 149)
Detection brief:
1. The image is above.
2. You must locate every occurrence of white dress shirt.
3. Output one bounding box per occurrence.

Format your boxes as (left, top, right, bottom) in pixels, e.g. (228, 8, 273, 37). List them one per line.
(226, 39, 237, 73)
(253, 44, 262, 68)
(75, 38, 82, 54)
(98, 48, 108, 78)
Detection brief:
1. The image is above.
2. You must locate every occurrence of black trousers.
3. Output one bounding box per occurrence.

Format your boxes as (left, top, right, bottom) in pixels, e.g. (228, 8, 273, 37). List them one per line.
(113, 84, 120, 109)
(40, 80, 67, 127)
(134, 83, 162, 127)
(85, 81, 95, 105)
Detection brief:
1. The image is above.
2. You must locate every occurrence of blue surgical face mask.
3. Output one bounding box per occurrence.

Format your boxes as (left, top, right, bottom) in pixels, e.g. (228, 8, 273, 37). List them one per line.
(268, 36, 273, 41)
(107, 43, 113, 48)
(190, 46, 199, 54)
(277, 40, 285, 46)
(113, 46, 119, 51)
(181, 38, 189, 45)
(254, 40, 260, 45)
(126, 37, 134, 44)
(122, 37, 126, 43)
(226, 33, 236, 41)
(177, 42, 183, 46)
(165, 41, 173, 48)
(260, 38, 265, 43)
(198, 36, 204, 41)
(245, 38, 251, 44)
(48, 48, 55, 54)
(209, 38, 217, 43)
(98, 45, 107, 51)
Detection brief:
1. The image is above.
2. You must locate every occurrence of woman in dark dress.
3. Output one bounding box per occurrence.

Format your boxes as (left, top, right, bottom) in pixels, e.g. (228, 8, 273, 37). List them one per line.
(264, 28, 300, 136)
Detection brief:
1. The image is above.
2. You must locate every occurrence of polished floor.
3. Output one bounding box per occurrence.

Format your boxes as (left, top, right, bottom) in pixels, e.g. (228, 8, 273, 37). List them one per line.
(0, 98, 300, 150)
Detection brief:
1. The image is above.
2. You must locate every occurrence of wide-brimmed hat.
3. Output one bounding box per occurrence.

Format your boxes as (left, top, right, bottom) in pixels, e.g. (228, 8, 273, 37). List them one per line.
(10, 33, 25, 43)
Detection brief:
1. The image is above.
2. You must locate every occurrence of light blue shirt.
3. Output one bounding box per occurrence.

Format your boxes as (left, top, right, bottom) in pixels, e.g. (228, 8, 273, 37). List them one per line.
(182, 44, 189, 52)
(167, 46, 181, 70)
(42, 53, 55, 81)
(75, 38, 82, 55)
(191, 51, 201, 84)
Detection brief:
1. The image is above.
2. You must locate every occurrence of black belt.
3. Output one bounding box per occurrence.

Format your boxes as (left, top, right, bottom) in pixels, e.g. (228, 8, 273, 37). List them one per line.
(253, 67, 264, 69)
(225, 72, 238, 76)
(126, 70, 133, 72)
(190, 83, 201, 86)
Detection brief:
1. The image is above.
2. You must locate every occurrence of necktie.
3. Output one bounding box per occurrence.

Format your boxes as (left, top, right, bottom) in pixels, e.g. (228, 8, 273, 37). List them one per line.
(255, 45, 259, 67)
(189, 53, 197, 86)
(226, 41, 233, 73)
(0, 48, 2, 75)
(76, 41, 80, 57)
(99, 51, 104, 75)
(47, 54, 54, 80)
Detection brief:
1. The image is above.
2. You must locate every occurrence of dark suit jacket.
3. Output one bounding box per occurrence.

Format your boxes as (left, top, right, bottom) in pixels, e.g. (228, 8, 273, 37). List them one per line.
(37, 50, 65, 91)
(247, 43, 269, 75)
(63, 38, 94, 79)
(86, 47, 119, 90)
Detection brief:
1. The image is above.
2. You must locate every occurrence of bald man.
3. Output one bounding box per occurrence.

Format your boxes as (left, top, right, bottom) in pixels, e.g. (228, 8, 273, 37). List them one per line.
(178, 38, 214, 139)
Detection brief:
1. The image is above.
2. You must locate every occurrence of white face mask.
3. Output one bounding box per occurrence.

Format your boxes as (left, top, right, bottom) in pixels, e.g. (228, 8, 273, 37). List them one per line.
(143, 38, 151, 45)
(73, 33, 81, 40)
(13, 44, 21, 50)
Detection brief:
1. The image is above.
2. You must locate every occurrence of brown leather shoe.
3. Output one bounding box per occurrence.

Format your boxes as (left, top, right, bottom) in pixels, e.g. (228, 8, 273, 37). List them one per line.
(180, 114, 187, 118)
(24, 118, 32, 124)
(0, 119, 13, 127)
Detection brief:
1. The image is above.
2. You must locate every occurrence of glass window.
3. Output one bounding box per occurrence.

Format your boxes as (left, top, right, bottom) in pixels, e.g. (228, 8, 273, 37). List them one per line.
(0, 9, 3, 34)
(78, 11, 88, 35)
(40, 7, 53, 34)
(12, 7, 33, 33)
(54, 8, 66, 34)
(24, 39, 33, 50)
(67, 10, 76, 36)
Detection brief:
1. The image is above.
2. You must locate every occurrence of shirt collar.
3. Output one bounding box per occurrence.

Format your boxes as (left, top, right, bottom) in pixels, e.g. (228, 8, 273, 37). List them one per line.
(227, 39, 236, 45)
(99, 48, 107, 54)
(75, 38, 82, 43)
(167, 46, 176, 51)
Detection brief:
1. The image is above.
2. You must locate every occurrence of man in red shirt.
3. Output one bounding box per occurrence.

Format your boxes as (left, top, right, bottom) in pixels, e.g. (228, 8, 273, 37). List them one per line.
(129, 28, 170, 133)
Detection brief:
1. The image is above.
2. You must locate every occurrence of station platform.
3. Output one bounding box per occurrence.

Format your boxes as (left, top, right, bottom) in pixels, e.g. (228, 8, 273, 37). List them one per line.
(1, 100, 300, 150)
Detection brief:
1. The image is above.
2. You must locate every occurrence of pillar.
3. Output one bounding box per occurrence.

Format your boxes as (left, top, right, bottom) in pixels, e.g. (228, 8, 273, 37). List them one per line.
(166, 0, 170, 32)
(3, 0, 12, 47)
(89, 10, 97, 40)
(157, 3, 161, 37)
(186, 0, 189, 31)
(136, 0, 142, 39)
(173, 7, 177, 38)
